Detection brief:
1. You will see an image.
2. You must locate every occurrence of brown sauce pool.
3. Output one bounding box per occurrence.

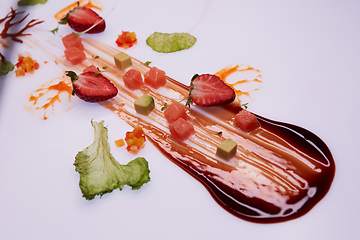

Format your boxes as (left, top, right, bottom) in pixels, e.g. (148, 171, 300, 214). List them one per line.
(100, 70, 335, 223)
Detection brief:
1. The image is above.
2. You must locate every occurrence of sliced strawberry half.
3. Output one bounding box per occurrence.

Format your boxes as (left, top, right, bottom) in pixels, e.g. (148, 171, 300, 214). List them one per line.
(66, 71, 118, 102)
(186, 74, 235, 107)
(60, 6, 105, 34)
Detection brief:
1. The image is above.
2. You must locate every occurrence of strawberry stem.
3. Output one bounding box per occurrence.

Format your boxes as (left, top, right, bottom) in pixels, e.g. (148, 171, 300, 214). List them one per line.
(65, 70, 79, 95)
(58, 1, 79, 25)
(185, 74, 199, 107)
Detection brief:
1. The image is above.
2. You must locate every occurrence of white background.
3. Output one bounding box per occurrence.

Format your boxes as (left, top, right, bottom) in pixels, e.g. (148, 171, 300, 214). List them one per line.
(1, 0, 359, 239)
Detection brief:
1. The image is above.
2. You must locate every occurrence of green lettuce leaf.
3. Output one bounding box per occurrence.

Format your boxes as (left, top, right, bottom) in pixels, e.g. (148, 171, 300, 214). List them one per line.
(74, 120, 150, 200)
(17, 0, 47, 6)
(0, 59, 14, 76)
(146, 32, 196, 53)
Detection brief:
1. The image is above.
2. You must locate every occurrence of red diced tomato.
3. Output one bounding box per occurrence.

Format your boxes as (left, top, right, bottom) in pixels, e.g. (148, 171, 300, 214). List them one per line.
(83, 64, 100, 73)
(64, 47, 86, 65)
(234, 109, 259, 132)
(15, 56, 39, 77)
(123, 69, 144, 90)
(169, 118, 194, 141)
(144, 67, 166, 89)
(164, 103, 188, 123)
(115, 31, 137, 49)
(124, 126, 146, 153)
(62, 33, 85, 51)
(114, 139, 125, 147)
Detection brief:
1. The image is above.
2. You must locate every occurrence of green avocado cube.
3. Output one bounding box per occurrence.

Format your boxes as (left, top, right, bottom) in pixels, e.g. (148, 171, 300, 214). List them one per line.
(216, 139, 237, 160)
(134, 94, 155, 116)
(114, 52, 132, 70)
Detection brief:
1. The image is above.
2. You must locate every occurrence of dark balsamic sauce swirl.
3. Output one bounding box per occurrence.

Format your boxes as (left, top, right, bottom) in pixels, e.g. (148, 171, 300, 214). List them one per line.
(83, 40, 335, 224)
(114, 109, 335, 224)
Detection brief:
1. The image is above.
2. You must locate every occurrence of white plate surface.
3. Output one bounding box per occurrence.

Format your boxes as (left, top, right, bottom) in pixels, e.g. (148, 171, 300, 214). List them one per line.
(1, 0, 359, 239)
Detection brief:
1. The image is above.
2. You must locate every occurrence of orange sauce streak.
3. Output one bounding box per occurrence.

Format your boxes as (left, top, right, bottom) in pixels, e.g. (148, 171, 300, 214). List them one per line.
(54, 0, 102, 21)
(215, 65, 239, 80)
(215, 65, 262, 101)
(28, 79, 73, 120)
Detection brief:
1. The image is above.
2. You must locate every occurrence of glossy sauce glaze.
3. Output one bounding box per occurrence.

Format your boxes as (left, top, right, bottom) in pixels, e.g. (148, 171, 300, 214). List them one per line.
(104, 101, 334, 223)
(94, 50, 335, 223)
(26, 33, 335, 223)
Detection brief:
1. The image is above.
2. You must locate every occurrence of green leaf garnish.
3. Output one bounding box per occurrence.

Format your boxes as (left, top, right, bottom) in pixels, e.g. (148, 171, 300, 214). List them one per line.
(0, 57, 14, 76)
(94, 67, 107, 76)
(74, 120, 150, 200)
(59, 13, 70, 25)
(65, 70, 78, 95)
(161, 103, 169, 111)
(50, 26, 59, 34)
(58, 2, 79, 25)
(144, 61, 151, 66)
(242, 102, 249, 109)
(17, 0, 47, 6)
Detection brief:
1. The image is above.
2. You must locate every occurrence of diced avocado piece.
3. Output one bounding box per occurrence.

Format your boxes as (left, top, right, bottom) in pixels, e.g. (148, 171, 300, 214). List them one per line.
(216, 139, 237, 160)
(114, 52, 132, 70)
(134, 94, 155, 116)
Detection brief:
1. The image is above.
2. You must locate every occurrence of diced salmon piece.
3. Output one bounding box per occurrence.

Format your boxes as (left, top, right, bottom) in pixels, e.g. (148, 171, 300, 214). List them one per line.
(164, 103, 188, 123)
(83, 64, 100, 73)
(123, 69, 144, 90)
(62, 33, 85, 51)
(64, 47, 86, 65)
(144, 67, 166, 89)
(234, 109, 259, 132)
(169, 118, 194, 141)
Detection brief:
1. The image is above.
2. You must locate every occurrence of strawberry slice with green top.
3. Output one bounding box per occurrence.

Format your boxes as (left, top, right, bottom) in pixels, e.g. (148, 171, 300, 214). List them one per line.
(66, 71, 118, 102)
(59, 5, 105, 34)
(186, 74, 236, 107)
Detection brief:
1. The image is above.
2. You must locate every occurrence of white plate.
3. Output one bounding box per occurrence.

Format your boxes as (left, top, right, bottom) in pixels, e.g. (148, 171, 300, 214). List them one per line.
(1, 0, 359, 239)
